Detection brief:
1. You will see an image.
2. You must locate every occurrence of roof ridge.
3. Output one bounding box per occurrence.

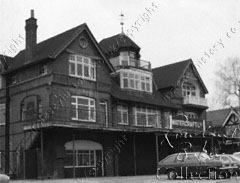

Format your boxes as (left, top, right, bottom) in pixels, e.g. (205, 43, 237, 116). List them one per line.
(152, 59, 191, 70)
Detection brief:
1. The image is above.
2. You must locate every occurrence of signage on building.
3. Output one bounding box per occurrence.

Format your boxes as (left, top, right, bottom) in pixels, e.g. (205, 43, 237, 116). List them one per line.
(171, 118, 203, 131)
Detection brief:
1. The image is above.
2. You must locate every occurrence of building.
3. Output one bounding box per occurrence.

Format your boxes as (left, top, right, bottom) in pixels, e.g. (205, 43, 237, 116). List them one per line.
(207, 107, 240, 154)
(0, 10, 210, 179)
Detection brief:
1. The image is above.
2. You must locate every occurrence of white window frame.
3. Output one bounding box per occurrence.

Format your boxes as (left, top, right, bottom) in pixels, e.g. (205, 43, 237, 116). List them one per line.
(182, 82, 196, 97)
(71, 96, 96, 122)
(133, 107, 159, 127)
(117, 105, 129, 125)
(0, 104, 5, 126)
(121, 70, 152, 93)
(69, 54, 96, 81)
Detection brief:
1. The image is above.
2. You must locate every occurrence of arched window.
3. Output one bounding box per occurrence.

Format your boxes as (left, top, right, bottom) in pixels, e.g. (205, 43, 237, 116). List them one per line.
(20, 95, 42, 121)
(182, 82, 196, 97)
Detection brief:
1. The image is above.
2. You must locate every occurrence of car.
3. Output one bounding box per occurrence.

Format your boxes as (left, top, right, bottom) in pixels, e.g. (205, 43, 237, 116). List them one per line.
(157, 152, 223, 180)
(213, 154, 240, 178)
(0, 174, 10, 183)
(233, 152, 240, 162)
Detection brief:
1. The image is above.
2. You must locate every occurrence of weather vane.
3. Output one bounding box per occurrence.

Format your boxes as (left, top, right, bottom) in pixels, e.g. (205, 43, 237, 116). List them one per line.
(120, 12, 125, 34)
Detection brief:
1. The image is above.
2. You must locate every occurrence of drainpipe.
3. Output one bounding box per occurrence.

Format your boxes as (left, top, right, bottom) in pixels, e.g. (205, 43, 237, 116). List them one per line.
(5, 74, 10, 175)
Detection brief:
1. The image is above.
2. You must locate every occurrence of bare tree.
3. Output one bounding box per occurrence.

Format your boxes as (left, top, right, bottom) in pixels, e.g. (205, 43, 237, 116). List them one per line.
(215, 57, 240, 109)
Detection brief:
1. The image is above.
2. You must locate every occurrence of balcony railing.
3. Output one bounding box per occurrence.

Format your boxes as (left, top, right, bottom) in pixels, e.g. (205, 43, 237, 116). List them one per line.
(183, 95, 208, 107)
(111, 56, 151, 71)
(129, 58, 151, 70)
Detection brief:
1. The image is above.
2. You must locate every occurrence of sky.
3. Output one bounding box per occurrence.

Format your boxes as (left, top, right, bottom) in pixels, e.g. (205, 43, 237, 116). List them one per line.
(1, 0, 240, 110)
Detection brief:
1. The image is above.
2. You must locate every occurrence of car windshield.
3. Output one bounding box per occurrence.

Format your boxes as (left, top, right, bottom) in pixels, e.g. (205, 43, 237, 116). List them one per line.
(198, 153, 210, 160)
(233, 153, 240, 159)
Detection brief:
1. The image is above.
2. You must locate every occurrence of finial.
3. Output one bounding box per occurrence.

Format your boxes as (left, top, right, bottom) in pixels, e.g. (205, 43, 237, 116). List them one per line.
(120, 12, 125, 34)
(31, 9, 34, 18)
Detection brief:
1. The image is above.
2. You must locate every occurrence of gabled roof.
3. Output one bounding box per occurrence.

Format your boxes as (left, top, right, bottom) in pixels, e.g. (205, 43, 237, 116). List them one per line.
(152, 59, 208, 94)
(207, 107, 239, 127)
(111, 78, 181, 109)
(99, 33, 140, 55)
(0, 55, 13, 70)
(6, 23, 114, 74)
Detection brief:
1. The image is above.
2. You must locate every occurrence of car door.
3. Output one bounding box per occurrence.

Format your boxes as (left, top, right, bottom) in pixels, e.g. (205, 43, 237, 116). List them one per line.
(183, 153, 201, 178)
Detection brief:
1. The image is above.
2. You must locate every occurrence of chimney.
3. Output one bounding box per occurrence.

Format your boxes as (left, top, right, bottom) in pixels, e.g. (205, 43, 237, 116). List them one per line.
(25, 10, 37, 62)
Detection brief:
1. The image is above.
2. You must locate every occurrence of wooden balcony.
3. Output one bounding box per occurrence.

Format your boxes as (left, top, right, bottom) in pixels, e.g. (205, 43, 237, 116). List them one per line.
(183, 95, 208, 108)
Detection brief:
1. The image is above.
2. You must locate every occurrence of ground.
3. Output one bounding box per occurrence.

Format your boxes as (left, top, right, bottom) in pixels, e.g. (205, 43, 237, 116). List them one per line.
(10, 175, 240, 183)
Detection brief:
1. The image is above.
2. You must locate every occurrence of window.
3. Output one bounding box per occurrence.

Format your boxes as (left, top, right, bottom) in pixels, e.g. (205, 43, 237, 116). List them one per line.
(65, 150, 95, 167)
(21, 96, 42, 121)
(71, 96, 96, 122)
(120, 52, 129, 66)
(69, 54, 96, 81)
(186, 112, 198, 120)
(117, 105, 128, 125)
(64, 140, 103, 169)
(0, 76, 3, 89)
(10, 75, 17, 84)
(39, 64, 47, 75)
(133, 107, 160, 127)
(182, 82, 196, 96)
(121, 71, 152, 92)
(0, 104, 5, 125)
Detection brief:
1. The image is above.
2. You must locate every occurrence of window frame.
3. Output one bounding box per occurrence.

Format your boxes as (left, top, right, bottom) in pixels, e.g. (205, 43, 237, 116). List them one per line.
(64, 150, 96, 168)
(71, 96, 96, 122)
(182, 82, 196, 97)
(0, 104, 5, 126)
(117, 105, 129, 125)
(133, 107, 159, 127)
(121, 70, 152, 93)
(39, 64, 47, 75)
(69, 54, 96, 81)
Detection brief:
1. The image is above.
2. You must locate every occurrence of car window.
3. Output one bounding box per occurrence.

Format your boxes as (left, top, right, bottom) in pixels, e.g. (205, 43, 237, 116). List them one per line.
(176, 153, 186, 161)
(162, 155, 176, 163)
(220, 156, 231, 162)
(198, 153, 210, 160)
(233, 154, 240, 159)
(185, 154, 199, 163)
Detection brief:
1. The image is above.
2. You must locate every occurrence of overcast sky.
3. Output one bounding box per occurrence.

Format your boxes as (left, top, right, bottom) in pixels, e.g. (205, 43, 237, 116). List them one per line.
(1, 0, 240, 110)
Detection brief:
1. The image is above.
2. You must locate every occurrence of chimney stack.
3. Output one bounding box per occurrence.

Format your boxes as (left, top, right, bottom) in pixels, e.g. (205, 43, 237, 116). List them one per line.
(25, 9, 37, 62)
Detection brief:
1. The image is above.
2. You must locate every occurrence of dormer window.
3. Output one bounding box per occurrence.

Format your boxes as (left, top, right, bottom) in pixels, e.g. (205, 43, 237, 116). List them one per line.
(182, 82, 196, 96)
(69, 54, 96, 81)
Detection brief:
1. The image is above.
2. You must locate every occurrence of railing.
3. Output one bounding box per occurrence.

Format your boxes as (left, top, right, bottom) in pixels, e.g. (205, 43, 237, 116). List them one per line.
(183, 95, 208, 107)
(129, 58, 151, 70)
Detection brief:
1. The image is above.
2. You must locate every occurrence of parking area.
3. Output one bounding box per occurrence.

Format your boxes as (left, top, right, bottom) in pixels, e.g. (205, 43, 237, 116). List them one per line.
(10, 175, 240, 183)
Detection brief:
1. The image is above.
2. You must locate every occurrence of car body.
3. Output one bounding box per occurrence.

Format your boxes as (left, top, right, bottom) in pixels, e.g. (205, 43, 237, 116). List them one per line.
(233, 152, 240, 162)
(157, 152, 223, 180)
(213, 154, 240, 178)
(0, 174, 10, 183)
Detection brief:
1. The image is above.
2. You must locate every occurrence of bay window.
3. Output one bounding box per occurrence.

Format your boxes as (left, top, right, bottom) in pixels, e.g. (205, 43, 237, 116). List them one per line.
(121, 70, 152, 92)
(71, 96, 96, 122)
(69, 54, 96, 81)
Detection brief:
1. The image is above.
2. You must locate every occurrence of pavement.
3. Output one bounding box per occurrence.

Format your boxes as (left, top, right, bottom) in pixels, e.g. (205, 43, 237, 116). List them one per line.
(10, 175, 240, 183)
